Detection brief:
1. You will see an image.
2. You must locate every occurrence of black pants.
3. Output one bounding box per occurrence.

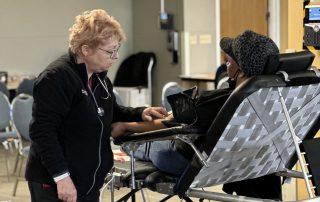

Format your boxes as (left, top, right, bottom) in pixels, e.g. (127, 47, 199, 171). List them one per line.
(28, 181, 100, 202)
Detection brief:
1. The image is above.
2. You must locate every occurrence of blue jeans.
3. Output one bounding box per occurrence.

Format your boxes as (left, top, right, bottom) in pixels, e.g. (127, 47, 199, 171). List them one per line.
(123, 140, 188, 176)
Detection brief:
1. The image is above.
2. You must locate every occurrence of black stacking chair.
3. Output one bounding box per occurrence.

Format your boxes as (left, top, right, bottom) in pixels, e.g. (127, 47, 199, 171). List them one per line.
(0, 82, 9, 98)
(113, 52, 156, 106)
(111, 50, 320, 202)
(16, 78, 35, 96)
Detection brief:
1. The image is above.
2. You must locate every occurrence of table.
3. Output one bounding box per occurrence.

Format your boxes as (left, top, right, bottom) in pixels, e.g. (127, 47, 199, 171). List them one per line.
(179, 73, 215, 90)
(6, 80, 21, 101)
(7, 80, 20, 90)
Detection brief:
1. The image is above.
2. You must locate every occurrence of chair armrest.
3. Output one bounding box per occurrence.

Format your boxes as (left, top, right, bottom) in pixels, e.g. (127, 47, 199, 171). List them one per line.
(113, 126, 204, 145)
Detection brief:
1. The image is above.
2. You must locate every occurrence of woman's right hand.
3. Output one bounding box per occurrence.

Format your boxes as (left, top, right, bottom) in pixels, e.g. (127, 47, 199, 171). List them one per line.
(111, 122, 128, 138)
(56, 176, 77, 202)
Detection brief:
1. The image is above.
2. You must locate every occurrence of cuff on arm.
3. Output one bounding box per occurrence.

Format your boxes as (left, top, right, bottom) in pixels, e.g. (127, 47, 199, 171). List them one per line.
(53, 171, 70, 183)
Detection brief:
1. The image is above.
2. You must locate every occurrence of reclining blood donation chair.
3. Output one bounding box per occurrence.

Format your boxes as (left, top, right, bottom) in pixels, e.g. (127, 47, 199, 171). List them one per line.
(107, 50, 320, 202)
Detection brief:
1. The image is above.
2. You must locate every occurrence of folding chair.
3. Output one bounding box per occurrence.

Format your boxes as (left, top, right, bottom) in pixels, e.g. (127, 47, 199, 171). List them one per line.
(0, 81, 10, 98)
(16, 78, 35, 96)
(0, 92, 17, 181)
(161, 82, 184, 111)
(113, 52, 156, 106)
(111, 51, 320, 202)
(11, 94, 33, 196)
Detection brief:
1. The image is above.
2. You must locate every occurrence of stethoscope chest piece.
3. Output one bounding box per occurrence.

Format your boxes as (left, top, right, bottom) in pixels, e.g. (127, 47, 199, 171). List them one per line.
(88, 74, 110, 117)
(97, 107, 105, 117)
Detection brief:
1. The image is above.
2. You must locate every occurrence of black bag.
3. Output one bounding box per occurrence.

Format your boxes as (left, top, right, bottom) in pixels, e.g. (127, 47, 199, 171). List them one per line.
(167, 87, 198, 125)
(167, 87, 232, 129)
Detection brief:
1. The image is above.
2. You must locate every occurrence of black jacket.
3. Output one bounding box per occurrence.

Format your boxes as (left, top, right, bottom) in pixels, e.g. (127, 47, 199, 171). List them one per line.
(25, 51, 145, 197)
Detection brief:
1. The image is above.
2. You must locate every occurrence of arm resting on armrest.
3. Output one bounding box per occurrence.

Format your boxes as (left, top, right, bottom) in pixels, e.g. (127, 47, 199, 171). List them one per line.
(111, 119, 167, 138)
(113, 125, 204, 145)
(111, 113, 175, 138)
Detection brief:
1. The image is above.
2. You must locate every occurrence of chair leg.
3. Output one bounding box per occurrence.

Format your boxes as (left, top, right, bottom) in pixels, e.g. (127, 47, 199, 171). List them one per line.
(116, 189, 139, 202)
(159, 195, 174, 202)
(18, 157, 24, 177)
(99, 177, 114, 202)
(110, 176, 115, 202)
(12, 151, 19, 175)
(12, 155, 23, 196)
(5, 150, 10, 182)
(12, 178, 19, 196)
(140, 189, 146, 202)
(181, 196, 193, 202)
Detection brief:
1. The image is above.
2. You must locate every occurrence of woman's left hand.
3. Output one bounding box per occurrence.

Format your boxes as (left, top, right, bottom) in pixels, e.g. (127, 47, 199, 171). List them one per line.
(142, 107, 168, 121)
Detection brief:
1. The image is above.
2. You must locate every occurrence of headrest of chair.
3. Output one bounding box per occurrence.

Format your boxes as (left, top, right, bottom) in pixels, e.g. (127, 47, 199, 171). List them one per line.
(263, 51, 315, 75)
(278, 51, 315, 73)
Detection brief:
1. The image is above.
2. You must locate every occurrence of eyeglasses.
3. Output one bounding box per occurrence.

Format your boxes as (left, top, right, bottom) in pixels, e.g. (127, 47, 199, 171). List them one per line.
(98, 44, 121, 59)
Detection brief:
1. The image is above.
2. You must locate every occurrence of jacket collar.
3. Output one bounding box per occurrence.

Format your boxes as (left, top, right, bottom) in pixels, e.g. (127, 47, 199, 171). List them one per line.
(68, 49, 108, 85)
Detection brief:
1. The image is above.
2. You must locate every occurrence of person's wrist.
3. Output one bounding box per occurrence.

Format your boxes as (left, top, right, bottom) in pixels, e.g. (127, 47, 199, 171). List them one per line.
(54, 172, 70, 183)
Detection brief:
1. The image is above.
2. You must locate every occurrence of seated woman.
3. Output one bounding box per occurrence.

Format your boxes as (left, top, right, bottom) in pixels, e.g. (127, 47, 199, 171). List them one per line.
(111, 30, 282, 200)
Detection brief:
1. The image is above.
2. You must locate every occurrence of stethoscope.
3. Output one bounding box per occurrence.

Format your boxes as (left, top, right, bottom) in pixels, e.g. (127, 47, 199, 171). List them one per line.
(87, 74, 110, 117)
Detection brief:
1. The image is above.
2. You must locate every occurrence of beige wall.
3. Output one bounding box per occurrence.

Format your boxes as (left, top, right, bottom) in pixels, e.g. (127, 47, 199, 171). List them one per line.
(132, 0, 183, 105)
(0, 0, 133, 81)
(280, 0, 304, 53)
(183, 0, 216, 75)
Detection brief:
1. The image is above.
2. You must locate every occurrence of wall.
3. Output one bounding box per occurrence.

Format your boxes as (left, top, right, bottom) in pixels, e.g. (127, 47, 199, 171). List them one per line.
(132, 0, 217, 105)
(280, 0, 304, 53)
(132, 0, 183, 106)
(0, 0, 133, 81)
(182, 0, 216, 75)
